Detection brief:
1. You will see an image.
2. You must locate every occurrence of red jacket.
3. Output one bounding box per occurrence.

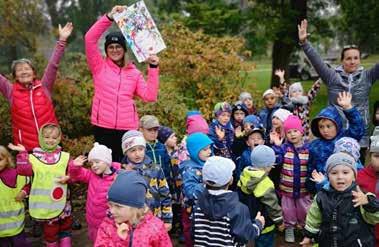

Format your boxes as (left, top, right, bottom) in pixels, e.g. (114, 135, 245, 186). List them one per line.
(357, 165, 379, 246)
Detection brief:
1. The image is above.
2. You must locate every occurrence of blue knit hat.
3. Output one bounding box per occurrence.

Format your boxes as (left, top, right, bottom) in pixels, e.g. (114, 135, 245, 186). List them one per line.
(251, 145, 276, 168)
(108, 171, 147, 208)
(158, 126, 174, 144)
(243, 115, 263, 129)
(186, 132, 213, 165)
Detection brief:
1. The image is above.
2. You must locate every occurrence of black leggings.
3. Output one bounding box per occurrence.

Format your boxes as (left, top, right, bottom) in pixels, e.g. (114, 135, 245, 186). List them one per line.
(93, 125, 128, 162)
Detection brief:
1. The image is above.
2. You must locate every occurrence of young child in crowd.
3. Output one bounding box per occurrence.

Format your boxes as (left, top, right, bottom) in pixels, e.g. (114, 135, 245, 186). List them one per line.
(208, 102, 234, 158)
(0, 23, 73, 151)
(258, 89, 281, 142)
(300, 152, 379, 247)
(238, 145, 284, 247)
(271, 115, 311, 243)
(243, 114, 264, 132)
(179, 132, 213, 247)
(9, 123, 80, 246)
(0, 146, 30, 247)
(193, 156, 265, 246)
(120, 130, 172, 230)
(271, 108, 292, 140)
(239, 91, 256, 115)
(306, 92, 364, 193)
(231, 103, 249, 161)
(95, 170, 172, 246)
(139, 115, 172, 186)
(69, 142, 120, 242)
(357, 127, 379, 245)
(275, 69, 321, 138)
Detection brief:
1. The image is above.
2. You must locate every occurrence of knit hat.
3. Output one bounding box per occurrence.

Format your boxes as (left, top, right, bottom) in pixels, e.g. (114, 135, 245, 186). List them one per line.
(214, 102, 232, 117)
(38, 123, 62, 152)
(121, 130, 146, 154)
(272, 109, 292, 123)
(157, 126, 174, 144)
(370, 127, 379, 153)
(243, 115, 263, 129)
(186, 111, 209, 135)
(88, 142, 112, 165)
(325, 152, 356, 176)
(250, 145, 276, 168)
(283, 115, 304, 134)
(202, 156, 235, 187)
(239, 92, 252, 102)
(140, 115, 160, 129)
(262, 89, 275, 98)
(245, 127, 265, 140)
(333, 137, 360, 161)
(108, 170, 147, 208)
(232, 103, 248, 116)
(289, 82, 304, 95)
(104, 32, 127, 51)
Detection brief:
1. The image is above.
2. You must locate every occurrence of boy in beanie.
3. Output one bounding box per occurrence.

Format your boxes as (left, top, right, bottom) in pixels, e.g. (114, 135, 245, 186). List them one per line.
(238, 145, 284, 247)
(208, 102, 234, 159)
(258, 89, 281, 142)
(239, 91, 257, 115)
(179, 132, 213, 246)
(193, 156, 264, 246)
(270, 115, 311, 243)
(243, 114, 264, 132)
(120, 130, 173, 231)
(95, 171, 172, 246)
(301, 152, 379, 247)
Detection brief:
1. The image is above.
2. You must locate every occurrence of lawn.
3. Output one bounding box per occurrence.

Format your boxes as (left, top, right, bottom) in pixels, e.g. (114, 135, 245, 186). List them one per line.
(247, 54, 379, 120)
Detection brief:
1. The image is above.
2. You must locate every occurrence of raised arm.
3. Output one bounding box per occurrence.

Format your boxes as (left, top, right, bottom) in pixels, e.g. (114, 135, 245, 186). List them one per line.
(307, 78, 322, 104)
(135, 55, 160, 102)
(0, 74, 13, 101)
(366, 63, 379, 84)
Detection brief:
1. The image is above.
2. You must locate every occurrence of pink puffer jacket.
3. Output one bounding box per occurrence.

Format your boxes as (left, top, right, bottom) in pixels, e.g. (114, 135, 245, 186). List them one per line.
(69, 162, 120, 241)
(85, 15, 159, 130)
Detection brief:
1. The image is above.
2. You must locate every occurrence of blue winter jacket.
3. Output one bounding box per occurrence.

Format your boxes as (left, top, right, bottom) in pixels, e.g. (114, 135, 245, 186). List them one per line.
(258, 105, 281, 142)
(208, 119, 234, 159)
(236, 148, 252, 180)
(146, 141, 172, 183)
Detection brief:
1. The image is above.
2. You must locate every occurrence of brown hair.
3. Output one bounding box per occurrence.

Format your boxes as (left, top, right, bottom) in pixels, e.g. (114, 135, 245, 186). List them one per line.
(0, 146, 15, 168)
(340, 45, 360, 61)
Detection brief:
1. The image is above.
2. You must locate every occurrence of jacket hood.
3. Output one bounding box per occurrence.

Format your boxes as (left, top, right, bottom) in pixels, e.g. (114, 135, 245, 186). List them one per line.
(186, 133, 213, 165)
(238, 168, 267, 193)
(335, 65, 364, 77)
(198, 190, 239, 219)
(311, 106, 343, 139)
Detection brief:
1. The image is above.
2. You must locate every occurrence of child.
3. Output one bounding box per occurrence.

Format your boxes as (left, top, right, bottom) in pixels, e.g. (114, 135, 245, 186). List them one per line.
(243, 114, 264, 132)
(0, 23, 73, 151)
(300, 152, 379, 247)
(238, 145, 284, 247)
(271, 115, 312, 243)
(208, 102, 234, 158)
(271, 108, 292, 140)
(9, 123, 80, 246)
(231, 103, 249, 161)
(357, 127, 379, 245)
(69, 142, 120, 242)
(258, 89, 281, 142)
(179, 132, 213, 247)
(95, 170, 172, 246)
(239, 91, 257, 115)
(0, 146, 30, 246)
(307, 92, 364, 193)
(139, 115, 172, 185)
(193, 156, 264, 246)
(120, 130, 173, 230)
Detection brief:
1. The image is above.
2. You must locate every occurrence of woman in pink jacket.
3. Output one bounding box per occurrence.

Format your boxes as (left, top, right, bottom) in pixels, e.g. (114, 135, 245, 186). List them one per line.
(95, 170, 172, 247)
(69, 143, 120, 243)
(85, 5, 160, 162)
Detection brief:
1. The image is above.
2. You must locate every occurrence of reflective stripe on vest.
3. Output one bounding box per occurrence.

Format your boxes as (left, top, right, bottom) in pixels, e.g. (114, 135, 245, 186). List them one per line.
(0, 176, 26, 237)
(29, 152, 69, 220)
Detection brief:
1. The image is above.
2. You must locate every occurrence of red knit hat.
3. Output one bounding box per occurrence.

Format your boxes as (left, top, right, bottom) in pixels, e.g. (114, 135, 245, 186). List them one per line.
(283, 115, 304, 134)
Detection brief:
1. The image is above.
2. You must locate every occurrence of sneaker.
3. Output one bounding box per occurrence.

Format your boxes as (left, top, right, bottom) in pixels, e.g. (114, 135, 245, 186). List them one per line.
(285, 227, 295, 243)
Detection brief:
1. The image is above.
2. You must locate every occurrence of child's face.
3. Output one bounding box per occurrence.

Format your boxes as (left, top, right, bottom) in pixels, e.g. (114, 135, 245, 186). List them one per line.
(0, 155, 7, 172)
(42, 127, 61, 149)
(165, 133, 177, 149)
(328, 164, 355, 192)
(286, 129, 303, 145)
(318, 119, 337, 140)
(263, 94, 277, 109)
(370, 152, 379, 172)
(243, 123, 252, 131)
(14, 63, 35, 85)
(272, 117, 282, 129)
(290, 90, 303, 98)
(217, 112, 231, 125)
(233, 110, 245, 123)
(198, 145, 211, 162)
(90, 159, 109, 175)
(246, 132, 264, 148)
(126, 146, 145, 164)
(243, 98, 253, 109)
(109, 201, 132, 224)
(141, 127, 159, 142)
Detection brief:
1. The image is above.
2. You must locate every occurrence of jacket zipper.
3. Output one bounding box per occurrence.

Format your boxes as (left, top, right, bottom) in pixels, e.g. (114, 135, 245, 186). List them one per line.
(129, 226, 135, 247)
(29, 86, 40, 134)
(115, 68, 122, 129)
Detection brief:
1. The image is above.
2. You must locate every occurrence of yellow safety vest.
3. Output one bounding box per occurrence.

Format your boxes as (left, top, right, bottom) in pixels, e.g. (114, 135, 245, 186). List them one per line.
(29, 152, 69, 220)
(0, 175, 27, 237)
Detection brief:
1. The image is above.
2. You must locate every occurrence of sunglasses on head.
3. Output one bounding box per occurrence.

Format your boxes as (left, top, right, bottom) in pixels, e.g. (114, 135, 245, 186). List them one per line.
(343, 44, 358, 49)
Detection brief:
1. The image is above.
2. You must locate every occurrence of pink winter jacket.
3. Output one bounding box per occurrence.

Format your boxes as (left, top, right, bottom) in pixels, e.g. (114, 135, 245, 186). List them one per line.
(85, 15, 159, 130)
(95, 211, 173, 247)
(69, 162, 121, 241)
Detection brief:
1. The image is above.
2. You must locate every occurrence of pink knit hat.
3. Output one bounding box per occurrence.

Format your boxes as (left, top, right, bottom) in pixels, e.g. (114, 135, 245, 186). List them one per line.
(283, 115, 304, 134)
(186, 111, 209, 135)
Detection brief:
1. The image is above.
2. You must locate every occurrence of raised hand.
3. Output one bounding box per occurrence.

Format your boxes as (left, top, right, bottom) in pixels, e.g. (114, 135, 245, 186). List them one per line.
(56, 175, 70, 184)
(298, 19, 308, 44)
(215, 125, 225, 140)
(116, 222, 129, 240)
(145, 54, 159, 65)
(337, 91, 353, 110)
(73, 155, 87, 167)
(310, 169, 325, 184)
(15, 191, 27, 202)
(108, 5, 126, 20)
(300, 237, 312, 247)
(255, 211, 265, 228)
(352, 186, 369, 207)
(58, 22, 73, 41)
(8, 143, 26, 152)
(274, 69, 285, 84)
(164, 223, 172, 232)
(270, 131, 282, 146)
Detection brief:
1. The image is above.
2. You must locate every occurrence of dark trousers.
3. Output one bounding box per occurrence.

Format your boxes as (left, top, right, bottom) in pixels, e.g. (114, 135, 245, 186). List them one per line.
(0, 230, 31, 247)
(93, 126, 128, 162)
